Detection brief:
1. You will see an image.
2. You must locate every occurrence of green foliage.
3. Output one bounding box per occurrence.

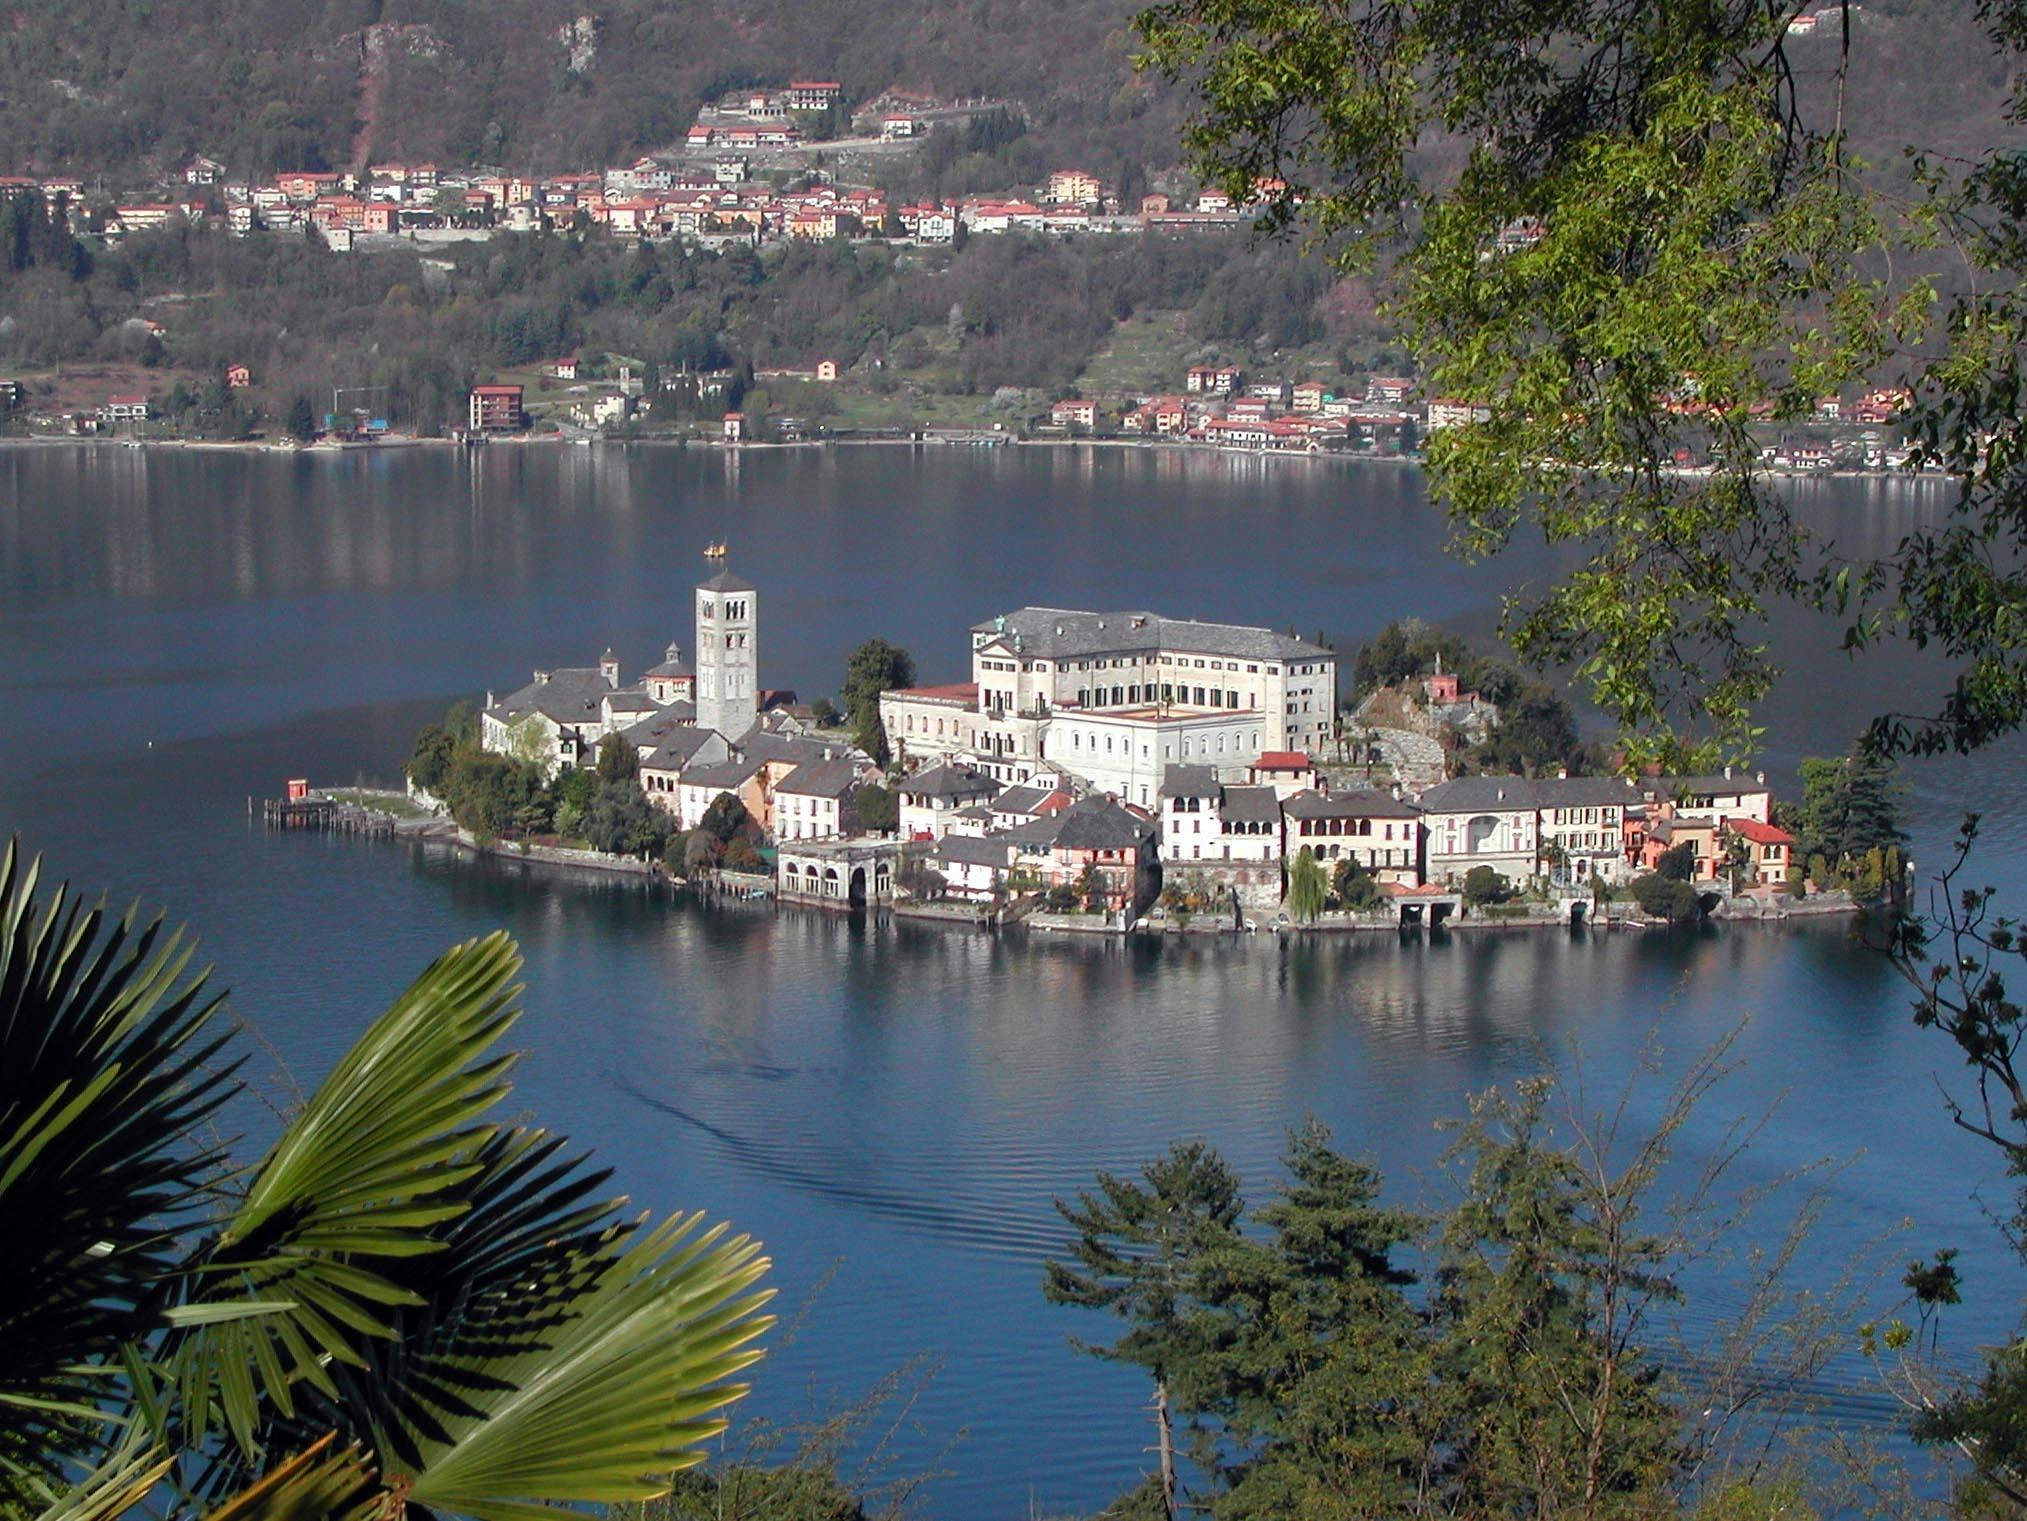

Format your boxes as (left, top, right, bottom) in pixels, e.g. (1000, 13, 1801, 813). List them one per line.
(623, 1462, 869, 1521)
(284, 395, 316, 444)
(854, 780, 897, 835)
(596, 733, 639, 783)
(443, 748, 551, 840)
(1042, 1139, 1246, 1393)
(1656, 842, 1697, 882)
(841, 639, 915, 766)
(406, 721, 458, 792)
(1631, 872, 1703, 922)
(0, 842, 235, 1504)
(1330, 856, 1384, 912)
(680, 830, 722, 877)
(1797, 746, 1908, 880)
(0, 838, 771, 1517)
(700, 791, 752, 846)
(1139, 0, 2027, 766)
(1351, 618, 1473, 697)
(1460, 865, 1512, 906)
(1046, 1093, 1712, 1518)
(1471, 683, 1589, 777)
(580, 777, 673, 857)
(1286, 845, 1327, 921)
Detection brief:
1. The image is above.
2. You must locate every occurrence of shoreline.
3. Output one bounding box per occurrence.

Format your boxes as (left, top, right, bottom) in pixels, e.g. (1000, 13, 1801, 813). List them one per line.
(0, 430, 1960, 485)
(309, 800, 1867, 944)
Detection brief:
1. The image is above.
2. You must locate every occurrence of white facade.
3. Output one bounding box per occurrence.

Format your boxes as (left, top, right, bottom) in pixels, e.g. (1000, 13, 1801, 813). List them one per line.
(1044, 708, 1265, 811)
(776, 792, 844, 840)
(970, 608, 1336, 757)
(1419, 789, 1539, 887)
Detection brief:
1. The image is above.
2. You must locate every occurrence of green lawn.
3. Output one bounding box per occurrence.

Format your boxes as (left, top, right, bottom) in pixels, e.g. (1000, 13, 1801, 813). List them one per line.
(328, 788, 432, 819)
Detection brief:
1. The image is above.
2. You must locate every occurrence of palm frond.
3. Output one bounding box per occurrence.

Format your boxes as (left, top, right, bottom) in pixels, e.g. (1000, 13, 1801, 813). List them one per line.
(307, 1127, 628, 1473)
(198, 1434, 381, 1521)
(171, 932, 524, 1466)
(392, 1210, 773, 1520)
(0, 838, 238, 1502)
(30, 1436, 174, 1521)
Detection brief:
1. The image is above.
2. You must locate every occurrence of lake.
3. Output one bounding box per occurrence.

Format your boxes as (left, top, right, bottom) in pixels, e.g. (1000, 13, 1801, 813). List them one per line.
(0, 441, 2017, 1517)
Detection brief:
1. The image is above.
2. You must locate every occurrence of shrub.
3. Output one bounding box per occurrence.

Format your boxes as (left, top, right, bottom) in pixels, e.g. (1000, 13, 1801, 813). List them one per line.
(1655, 842, 1697, 881)
(682, 830, 722, 875)
(1332, 857, 1385, 912)
(1461, 865, 1513, 906)
(1630, 872, 1702, 922)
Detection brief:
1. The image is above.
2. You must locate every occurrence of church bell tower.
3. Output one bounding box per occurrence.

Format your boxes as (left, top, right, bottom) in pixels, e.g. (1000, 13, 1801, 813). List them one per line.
(695, 571, 758, 738)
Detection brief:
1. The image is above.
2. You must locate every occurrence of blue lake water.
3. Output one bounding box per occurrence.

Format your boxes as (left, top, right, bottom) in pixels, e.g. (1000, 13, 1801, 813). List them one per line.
(0, 441, 2018, 1516)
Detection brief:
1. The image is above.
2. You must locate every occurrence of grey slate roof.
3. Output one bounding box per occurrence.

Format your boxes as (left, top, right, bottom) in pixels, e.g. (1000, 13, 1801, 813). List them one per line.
(646, 642, 692, 678)
(992, 783, 1052, 816)
(621, 712, 718, 770)
(776, 757, 864, 800)
(681, 755, 763, 790)
(699, 570, 756, 593)
(1654, 772, 1770, 797)
(898, 763, 1000, 801)
(1283, 786, 1421, 820)
(1004, 815, 1069, 849)
(971, 606, 1328, 663)
(1529, 776, 1644, 809)
(1218, 785, 1283, 827)
(934, 834, 1017, 868)
(489, 666, 634, 728)
(1050, 796, 1156, 851)
(733, 727, 862, 769)
(1159, 764, 1221, 800)
(1416, 776, 1543, 813)
(1418, 775, 1643, 813)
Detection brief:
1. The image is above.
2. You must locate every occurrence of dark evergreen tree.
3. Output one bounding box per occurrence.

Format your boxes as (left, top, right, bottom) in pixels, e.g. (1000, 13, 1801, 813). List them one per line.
(841, 639, 915, 767)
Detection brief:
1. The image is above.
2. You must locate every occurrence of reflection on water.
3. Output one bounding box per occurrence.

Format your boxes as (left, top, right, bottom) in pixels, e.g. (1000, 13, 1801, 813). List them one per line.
(0, 445, 2018, 1518)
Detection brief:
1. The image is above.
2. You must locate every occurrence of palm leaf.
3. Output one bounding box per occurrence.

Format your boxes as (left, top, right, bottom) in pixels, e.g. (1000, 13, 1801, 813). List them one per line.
(306, 1127, 630, 1473)
(198, 1433, 382, 1521)
(29, 1436, 174, 1521)
(171, 932, 525, 1468)
(389, 1210, 773, 1519)
(0, 838, 239, 1503)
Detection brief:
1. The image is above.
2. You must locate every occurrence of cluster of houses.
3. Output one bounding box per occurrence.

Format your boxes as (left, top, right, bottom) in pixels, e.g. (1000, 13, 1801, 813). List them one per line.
(9, 139, 1260, 257)
(875, 611, 1794, 911)
(475, 573, 1798, 923)
(899, 754, 1791, 916)
(1048, 369, 1433, 456)
(1038, 362, 1927, 463)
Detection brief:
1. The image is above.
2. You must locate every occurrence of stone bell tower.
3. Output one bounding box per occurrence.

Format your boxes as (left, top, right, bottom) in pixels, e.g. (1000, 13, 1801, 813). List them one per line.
(695, 570, 758, 738)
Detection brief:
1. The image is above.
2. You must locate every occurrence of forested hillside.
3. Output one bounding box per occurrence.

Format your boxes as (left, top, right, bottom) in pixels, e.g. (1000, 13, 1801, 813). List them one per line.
(0, 0, 2011, 184)
(0, 0, 1181, 179)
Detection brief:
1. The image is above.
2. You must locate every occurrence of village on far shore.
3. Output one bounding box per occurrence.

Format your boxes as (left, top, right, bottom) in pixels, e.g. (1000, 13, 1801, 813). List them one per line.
(315, 563, 1893, 938)
(0, 45, 1935, 473)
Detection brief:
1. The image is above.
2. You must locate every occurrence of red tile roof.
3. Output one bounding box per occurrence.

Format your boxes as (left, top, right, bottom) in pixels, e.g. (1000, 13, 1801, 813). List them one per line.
(1726, 818, 1794, 845)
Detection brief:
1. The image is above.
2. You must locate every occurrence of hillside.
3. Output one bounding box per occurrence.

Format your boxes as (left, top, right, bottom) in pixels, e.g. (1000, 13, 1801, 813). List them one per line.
(0, 0, 1183, 181)
(0, 0, 2014, 189)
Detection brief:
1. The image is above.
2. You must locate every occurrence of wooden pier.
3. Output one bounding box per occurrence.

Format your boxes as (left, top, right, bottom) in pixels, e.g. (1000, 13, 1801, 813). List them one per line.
(260, 796, 397, 837)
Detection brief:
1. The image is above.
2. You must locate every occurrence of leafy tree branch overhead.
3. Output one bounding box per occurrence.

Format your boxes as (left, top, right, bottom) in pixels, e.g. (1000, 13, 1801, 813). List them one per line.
(1138, 0, 2027, 767)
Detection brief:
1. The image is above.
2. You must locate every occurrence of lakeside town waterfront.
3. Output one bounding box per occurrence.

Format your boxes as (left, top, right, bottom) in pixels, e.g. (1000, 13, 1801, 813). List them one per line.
(2, 444, 2018, 1516)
